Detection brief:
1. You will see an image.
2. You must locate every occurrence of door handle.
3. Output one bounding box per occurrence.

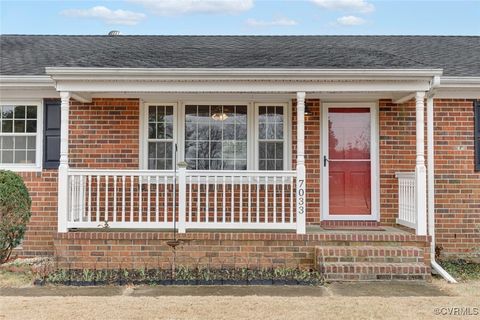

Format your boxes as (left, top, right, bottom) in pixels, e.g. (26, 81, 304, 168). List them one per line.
(323, 155, 329, 167)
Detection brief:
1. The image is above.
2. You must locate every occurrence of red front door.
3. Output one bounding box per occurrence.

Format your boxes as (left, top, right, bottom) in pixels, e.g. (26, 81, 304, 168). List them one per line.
(328, 108, 371, 215)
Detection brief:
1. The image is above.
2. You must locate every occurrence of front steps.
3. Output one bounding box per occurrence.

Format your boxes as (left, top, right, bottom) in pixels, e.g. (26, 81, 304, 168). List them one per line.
(315, 246, 431, 281)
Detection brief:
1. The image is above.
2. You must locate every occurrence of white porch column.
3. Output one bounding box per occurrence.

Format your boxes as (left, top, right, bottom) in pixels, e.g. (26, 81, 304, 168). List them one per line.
(177, 162, 187, 233)
(296, 92, 306, 234)
(57, 91, 70, 233)
(415, 92, 427, 235)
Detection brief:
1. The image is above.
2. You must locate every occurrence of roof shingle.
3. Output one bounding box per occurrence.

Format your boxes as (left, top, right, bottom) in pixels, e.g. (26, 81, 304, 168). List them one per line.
(1, 35, 479, 76)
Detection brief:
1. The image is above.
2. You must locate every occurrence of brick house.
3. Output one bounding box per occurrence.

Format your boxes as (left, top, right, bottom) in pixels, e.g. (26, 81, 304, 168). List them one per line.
(0, 35, 479, 281)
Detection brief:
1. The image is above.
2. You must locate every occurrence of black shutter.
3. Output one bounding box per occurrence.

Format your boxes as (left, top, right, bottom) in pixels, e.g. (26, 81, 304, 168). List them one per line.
(475, 100, 480, 172)
(43, 99, 61, 169)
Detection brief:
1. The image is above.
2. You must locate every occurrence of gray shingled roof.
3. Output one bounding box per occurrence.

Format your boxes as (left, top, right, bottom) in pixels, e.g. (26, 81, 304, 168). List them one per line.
(1, 35, 479, 76)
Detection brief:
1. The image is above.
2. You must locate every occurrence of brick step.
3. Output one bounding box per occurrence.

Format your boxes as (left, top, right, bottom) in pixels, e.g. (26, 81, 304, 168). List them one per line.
(315, 246, 425, 264)
(320, 262, 430, 281)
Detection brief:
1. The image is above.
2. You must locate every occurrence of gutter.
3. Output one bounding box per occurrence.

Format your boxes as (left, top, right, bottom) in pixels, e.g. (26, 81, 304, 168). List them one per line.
(0, 75, 54, 87)
(45, 67, 444, 82)
(427, 76, 457, 283)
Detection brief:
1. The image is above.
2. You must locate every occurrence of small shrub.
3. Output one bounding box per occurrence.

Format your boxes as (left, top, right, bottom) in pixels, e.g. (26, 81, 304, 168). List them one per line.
(0, 170, 32, 264)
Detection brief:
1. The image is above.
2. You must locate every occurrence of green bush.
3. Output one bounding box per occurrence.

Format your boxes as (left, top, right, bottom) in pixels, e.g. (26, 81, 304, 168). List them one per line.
(0, 170, 31, 264)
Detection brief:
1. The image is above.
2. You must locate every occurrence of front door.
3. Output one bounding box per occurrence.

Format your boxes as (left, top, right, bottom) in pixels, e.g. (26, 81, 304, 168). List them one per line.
(322, 104, 378, 220)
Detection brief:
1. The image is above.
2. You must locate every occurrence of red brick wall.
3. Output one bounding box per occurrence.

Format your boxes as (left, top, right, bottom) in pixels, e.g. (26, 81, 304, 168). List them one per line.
(16, 97, 479, 259)
(379, 99, 417, 226)
(53, 231, 430, 270)
(16, 170, 58, 256)
(69, 98, 140, 169)
(432, 99, 480, 258)
(379, 98, 480, 258)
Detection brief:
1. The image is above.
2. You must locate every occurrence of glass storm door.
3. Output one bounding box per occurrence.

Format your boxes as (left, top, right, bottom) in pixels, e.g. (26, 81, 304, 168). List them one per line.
(326, 107, 372, 216)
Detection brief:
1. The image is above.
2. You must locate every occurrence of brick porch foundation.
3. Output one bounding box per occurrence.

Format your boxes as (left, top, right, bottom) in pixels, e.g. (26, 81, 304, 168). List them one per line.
(53, 229, 431, 280)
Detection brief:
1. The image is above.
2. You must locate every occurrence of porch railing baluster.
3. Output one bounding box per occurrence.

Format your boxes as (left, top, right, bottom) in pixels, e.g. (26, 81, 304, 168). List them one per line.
(65, 169, 296, 231)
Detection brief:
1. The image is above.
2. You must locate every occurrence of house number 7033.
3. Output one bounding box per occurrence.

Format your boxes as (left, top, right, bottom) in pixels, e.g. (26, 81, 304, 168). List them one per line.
(298, 179, 305, 215)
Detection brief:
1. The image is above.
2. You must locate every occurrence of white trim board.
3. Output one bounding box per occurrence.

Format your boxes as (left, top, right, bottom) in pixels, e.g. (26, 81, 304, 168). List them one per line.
(320, 102, 380, 221)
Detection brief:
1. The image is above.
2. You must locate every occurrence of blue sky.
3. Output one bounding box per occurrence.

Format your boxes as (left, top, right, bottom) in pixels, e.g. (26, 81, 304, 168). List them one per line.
(0, 0, 479, 35)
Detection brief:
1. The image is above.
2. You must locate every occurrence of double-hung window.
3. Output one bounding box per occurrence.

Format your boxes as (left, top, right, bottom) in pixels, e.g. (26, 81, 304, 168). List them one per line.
(0, 103, 42, 171)
(257, 105, 286, 170)
(142, 102, 290, 171)
(147, 105, 175, 170)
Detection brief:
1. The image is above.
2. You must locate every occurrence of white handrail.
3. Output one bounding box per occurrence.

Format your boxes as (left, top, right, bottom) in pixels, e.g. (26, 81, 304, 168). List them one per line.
(66, 169, 298, 232)
(396, 172, 418, 231)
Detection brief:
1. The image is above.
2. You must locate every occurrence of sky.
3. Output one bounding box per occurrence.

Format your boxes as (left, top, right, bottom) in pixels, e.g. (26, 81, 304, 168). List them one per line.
(0, 0, 479, 35)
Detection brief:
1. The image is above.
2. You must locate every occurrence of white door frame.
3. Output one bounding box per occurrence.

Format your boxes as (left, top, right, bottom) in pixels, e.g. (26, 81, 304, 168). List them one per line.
(321, 102, 380, 221)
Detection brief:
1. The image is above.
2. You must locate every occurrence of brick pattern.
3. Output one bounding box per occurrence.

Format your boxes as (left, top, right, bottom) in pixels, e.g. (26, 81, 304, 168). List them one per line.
(432, 99, 480, 258)
(53, 231, 430, 270)
(292, 99, 322, 224)
(379, 99, 480, 258)
(15, 170, 58, 256)
(69, 98, 140, 169)
(315, 246, 430, 281)
(15, 97, 480, 262)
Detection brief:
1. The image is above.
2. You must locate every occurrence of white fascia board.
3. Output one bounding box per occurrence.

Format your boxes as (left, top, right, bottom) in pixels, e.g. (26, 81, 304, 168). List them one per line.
(54, 79, 432, 93)
(0, 76, 58, 100)
(439, 76, 480, 88)
(45, 67, 443, 81)
(434, 77, 480, 98)
(0, 75, 55, 88)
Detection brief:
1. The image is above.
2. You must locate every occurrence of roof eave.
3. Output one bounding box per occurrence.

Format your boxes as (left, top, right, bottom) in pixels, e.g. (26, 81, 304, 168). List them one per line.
(45, 67, 444, 81)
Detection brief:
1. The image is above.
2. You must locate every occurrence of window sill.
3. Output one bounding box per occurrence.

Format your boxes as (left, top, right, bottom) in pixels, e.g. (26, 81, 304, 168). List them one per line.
(0, 165, 43, 172)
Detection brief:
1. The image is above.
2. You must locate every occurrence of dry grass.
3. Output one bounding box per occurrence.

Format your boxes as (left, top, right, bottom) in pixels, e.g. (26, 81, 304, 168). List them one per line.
(0, 294, 479, 320)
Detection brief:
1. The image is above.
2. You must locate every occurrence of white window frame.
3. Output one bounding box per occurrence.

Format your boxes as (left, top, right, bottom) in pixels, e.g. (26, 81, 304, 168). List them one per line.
(254, 102, 291, 171)
(139, 102, 178, 170)
(320, 102, 380, 221)
(140, 100, 291, 171)
(0, 100, 43, 172)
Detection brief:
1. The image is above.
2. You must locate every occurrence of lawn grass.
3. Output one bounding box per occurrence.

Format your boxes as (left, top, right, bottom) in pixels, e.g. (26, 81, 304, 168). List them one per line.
(439, 260, 480, 281)
(0, 269, 33, 287)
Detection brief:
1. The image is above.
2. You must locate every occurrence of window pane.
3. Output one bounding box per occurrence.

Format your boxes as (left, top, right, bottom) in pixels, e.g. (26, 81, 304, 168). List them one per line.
(26, 106, 37, 119)
(147, 141, 173, 170)
(2, 120, 12, 132)
(184, 105, 248, 170)
(257, 105, 285, 171)
(14, 106, 26, 119)
(14, 120, 25, 133)
(148, 106, 156, 121)
(27, 136, 36, 149)
(14, 150, 26, 163)
(27, 151, 35, 163)
(2, 136, 13, 149)
(26, 120, 36, 133)
(2, 106, 14, 119)
(2, 150, 13, 163)
(15, 136, 26, 149)
(258, 123, 266, 139)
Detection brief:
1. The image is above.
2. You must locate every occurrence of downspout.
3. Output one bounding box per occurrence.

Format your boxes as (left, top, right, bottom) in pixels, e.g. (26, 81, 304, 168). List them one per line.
(427, 76, 457, 283)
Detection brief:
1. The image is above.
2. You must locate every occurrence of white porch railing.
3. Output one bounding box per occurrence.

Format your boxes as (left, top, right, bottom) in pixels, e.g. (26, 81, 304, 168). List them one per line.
(66, 169, 297, 231)
(184, 170, 296, 230)
(67, 170, 177, 229)
(396, 172, 417, 231)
